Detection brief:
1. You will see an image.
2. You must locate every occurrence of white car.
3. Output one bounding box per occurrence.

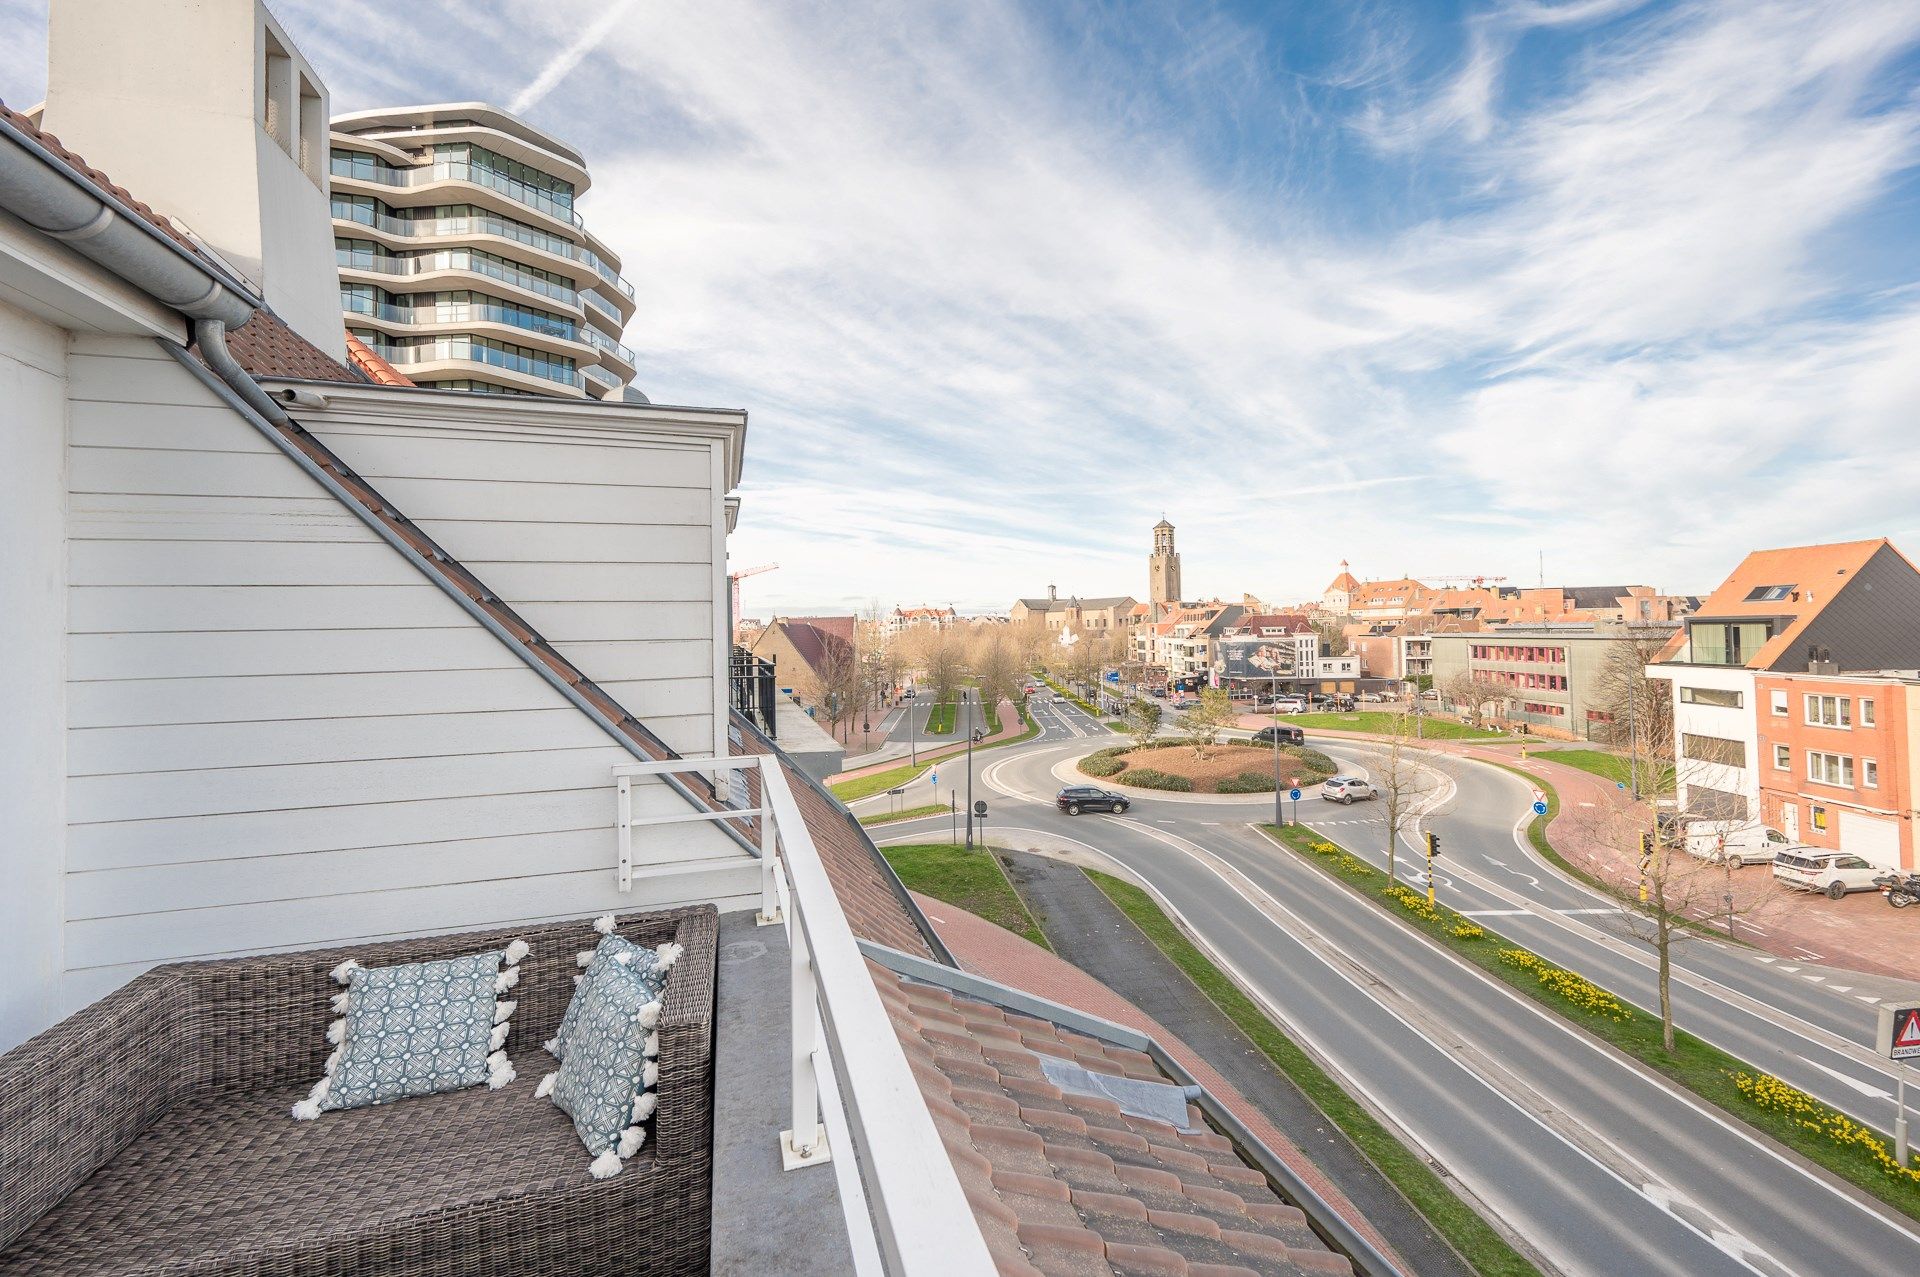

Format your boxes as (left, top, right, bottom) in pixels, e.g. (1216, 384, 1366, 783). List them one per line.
(1771, 847, 1885, 899)
(1321, 776, 1376, 805)
(1683, 822, 1791, 867)
(1272, 698, 1308, 715)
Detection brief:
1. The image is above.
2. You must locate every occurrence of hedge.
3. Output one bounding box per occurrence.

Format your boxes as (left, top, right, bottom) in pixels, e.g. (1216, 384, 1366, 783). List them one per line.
(1121, 768, 1193, 792)
(1081, 754, 1126, 777)
(1216, 772, 1277, 793)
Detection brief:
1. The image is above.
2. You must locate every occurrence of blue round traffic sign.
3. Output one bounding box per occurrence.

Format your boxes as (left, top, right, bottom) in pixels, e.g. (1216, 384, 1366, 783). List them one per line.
(1289, 788, 1303, 801)
(1531, 800, 1548, 815)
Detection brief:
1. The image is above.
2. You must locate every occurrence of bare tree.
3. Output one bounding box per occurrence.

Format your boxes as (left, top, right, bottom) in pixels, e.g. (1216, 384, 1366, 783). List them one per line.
(814, 632, 865, 742)
(1587, 632, 1676, 794)
(1441, 670, 1504, 729)
(1363, 711, 1439, 881)
(910, 629, 963, 705)
(1178, 688, 1236, 758)
(974, 636, 1022, 725)
(1124, 697, 1163, 750)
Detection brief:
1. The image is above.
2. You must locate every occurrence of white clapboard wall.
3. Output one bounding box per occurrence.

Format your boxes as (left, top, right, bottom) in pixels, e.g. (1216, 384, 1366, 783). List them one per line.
(60, 335, 753, 1016)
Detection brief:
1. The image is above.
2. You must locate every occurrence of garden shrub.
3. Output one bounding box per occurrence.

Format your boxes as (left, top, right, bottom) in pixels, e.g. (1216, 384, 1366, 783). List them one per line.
(1216, 772, 1277, 793)
(1080, 754, 1125, 777)
(1122, 768, 1193, 792)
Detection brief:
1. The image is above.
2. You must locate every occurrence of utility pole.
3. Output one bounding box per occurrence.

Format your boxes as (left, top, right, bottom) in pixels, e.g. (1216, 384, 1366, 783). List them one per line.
(1626, 669, 1641, 801)
(965, 690, 978, 849)
(1272, 714, 1284, 827)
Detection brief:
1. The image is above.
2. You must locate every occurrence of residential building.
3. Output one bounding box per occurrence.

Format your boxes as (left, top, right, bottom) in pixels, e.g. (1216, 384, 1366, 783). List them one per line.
(1431, 622, 1677, 740)
(1647, 539, 1920, 821)
(1754, 672, 1917, 869)
(749, 615, 856, 701)
(883, 604, 957, 639)
(1321, 562, 1360, 614)
(1317, 564, 1692, 629)
(0, 7, 1403, 1272)
(1010, 585, 1140, 632)
(329, 104, 641, 399)
(1148, 517, 1182, 617)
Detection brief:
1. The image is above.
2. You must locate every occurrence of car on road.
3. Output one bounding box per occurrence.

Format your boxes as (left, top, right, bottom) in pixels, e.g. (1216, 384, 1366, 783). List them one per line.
(1770, 847, 1885, 899)
(1321, 776, 1375, 804)
(1356, 691, 1390, 702)
(1169, 695, 1198, 709)
(1682, 822, 1790, 866)
(1271, 698, 1307, 714)
(1056, 786, 1131, 816)
(1251, 725, 1305, 746)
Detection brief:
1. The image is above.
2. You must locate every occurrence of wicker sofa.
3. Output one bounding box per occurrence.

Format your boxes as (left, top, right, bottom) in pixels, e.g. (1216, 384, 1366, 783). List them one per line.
(0, 905, 717, 1277)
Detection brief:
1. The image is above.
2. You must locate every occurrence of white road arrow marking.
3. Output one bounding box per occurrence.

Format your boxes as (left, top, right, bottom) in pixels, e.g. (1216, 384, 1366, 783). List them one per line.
(1799, 1056, 1895, 1102)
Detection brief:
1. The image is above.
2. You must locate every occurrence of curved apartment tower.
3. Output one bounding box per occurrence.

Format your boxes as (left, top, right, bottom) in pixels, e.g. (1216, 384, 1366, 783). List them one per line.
(328, 104, 641, 398)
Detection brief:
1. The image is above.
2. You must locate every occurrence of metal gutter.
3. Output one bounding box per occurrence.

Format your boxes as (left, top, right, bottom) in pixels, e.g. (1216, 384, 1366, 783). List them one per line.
(859, 941, 1409, 1277)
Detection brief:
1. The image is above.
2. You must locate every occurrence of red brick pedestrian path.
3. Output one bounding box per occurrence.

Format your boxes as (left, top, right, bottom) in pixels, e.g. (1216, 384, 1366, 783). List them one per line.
(912, 891, 1406, 1266)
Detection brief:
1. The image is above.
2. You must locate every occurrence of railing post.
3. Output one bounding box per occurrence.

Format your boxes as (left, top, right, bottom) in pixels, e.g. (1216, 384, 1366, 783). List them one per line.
(782, 906, 830, 1168)
(756, 760, 783, 927)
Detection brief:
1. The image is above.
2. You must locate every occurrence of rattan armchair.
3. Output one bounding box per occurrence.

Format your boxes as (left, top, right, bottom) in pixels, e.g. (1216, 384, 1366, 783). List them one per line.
(0, 905, 718, 1277)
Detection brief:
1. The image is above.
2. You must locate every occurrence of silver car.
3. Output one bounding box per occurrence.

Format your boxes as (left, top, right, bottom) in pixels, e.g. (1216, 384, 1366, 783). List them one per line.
(1321, 776, 1375, 805)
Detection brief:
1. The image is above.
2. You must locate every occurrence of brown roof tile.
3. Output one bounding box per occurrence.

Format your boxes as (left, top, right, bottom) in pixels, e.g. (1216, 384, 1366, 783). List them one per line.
(345, 332, 415, 386)
(872, 962, 1355, 1277)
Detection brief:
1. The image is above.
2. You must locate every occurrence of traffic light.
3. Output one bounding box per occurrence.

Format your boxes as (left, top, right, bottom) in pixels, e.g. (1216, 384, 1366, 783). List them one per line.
(1640, 831, 1655, 870)
(1426, 831, 1441, 860)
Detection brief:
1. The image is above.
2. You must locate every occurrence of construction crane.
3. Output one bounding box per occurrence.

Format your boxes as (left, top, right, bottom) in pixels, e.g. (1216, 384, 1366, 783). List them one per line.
(1417, 573, 1510, 589)
(728, 563, 778, 623)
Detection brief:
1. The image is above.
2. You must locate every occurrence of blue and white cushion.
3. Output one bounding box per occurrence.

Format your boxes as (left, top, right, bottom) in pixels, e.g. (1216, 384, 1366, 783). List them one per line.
(545, 914, 682, 1061)
(290, 939, 528, 1120)
(535, 954, 661, 1179)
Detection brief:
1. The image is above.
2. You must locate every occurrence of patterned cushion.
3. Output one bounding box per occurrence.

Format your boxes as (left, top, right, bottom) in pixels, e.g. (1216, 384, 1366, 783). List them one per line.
(538, 958, 661, 1179)
(547, 917, 681, 1061)
(290, 940, 527, 1120)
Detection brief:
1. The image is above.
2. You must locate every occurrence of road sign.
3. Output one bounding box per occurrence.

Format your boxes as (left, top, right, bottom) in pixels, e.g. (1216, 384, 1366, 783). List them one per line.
(973, 800, 987, 818)
(1883, 1005, 1920, 1061)
(1616, 781, 1627, 790)
(1289, 787, 1303, 801)
(1531, 800, 1548, 816)
(930, 770, 938, 786)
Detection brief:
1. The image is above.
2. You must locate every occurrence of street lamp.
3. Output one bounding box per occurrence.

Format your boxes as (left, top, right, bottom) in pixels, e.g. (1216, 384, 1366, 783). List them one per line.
(1271, 712, 1284, 827)
(965, 690, 987, 849)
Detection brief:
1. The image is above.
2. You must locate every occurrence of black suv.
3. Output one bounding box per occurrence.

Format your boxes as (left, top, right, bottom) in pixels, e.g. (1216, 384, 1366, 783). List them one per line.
(1250, 725, 1305, 746)
(1057, 786, 1130, 815)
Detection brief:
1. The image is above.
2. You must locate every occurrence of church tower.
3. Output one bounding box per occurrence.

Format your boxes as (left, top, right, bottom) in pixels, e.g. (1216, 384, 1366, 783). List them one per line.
(1148, 518, 1181, 618)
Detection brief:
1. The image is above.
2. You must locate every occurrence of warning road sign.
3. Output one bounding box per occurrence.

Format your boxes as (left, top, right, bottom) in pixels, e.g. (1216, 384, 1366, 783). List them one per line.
(1880, 1005, 1920, 1061)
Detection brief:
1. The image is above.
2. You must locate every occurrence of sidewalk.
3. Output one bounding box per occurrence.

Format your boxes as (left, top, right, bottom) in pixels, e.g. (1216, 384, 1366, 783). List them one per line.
(1285, 723, 1917, 980)
(829, 698, 1024, 785)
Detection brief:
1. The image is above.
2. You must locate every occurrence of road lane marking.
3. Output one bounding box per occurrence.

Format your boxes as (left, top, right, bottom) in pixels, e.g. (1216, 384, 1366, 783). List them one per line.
(1111, 817, 1782, 1277)
(1798, 1056, 1896, 1102)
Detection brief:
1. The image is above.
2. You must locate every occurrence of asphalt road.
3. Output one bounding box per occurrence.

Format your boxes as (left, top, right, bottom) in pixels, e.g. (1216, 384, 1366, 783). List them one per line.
(870, 716, 1920, 1277)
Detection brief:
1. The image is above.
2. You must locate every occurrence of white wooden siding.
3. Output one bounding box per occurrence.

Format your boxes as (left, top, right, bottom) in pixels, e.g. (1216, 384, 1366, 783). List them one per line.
(58, 339, 753, 1011)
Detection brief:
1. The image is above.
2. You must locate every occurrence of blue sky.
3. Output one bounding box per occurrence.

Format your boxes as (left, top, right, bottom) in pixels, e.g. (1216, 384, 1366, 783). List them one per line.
(7, 1, 1920, 615)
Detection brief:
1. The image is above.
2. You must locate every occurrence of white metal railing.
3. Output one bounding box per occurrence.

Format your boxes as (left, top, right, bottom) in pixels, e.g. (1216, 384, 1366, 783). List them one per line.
(609, 755, 993, 1275)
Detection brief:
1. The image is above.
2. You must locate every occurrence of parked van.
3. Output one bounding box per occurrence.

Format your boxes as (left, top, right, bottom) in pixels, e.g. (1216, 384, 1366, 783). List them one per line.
(1251, 725, 1305, 746)
(1683, 822, 1791, 867)
(1772, 847, 1886, 899)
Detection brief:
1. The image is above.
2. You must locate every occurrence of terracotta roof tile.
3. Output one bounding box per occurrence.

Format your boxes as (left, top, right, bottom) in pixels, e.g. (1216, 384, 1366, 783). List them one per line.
(344, 332, 415, 386)
(1657, 538, 1897, 666)
(215, 309, 362, 382)
(872, 962, 1358, 1277)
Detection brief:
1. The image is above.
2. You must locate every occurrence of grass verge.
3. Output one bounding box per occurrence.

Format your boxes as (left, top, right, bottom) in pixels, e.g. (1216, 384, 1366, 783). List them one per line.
(1529, 747, 1671, 796)
(1086, 869, 1539, 1277)
(926, 696, 956, 735)
(830, 759, 933, 802)
(881, 842, 1050, 949)
(1260, 823, 1920, 1221)
(1287, 712, 1507, 740)
(859, 803, 949, 826)
(1040, 674, 1101, 716)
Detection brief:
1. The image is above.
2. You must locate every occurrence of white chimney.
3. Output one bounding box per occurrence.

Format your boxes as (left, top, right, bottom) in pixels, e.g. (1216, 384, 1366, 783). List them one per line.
(42, 0, 345, 358)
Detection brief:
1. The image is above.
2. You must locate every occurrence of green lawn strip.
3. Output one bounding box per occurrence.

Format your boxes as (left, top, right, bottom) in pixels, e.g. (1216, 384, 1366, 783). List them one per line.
(926, 696, 957, 735)
(881, 842, 1051, 949)
(1261, 824, 1920, 1220)
(1085, 869, 1539, 1277)
(1103, 720, 1126, 732)
(1287, 712, 1506, 741)
(984, 698, 1003, 734)
(858, 803, 950, 826)
(1529, 748, 1671, 795)
(830, 760, 933, 802)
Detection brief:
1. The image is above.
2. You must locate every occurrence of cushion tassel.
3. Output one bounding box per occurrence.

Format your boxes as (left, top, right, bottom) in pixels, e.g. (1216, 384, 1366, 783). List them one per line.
(588, 1149, 624, 1179)
(329, 991, 350, 1015)
(490, 1022, 510, 1052)
(325, 1047, 342, 1073)
(487, 1060, 516, 1090)
(543, 1036, 561, 1058)
(654, 941, 683, 971)
(494, 999, 517, 1026)
(325, 1017, 347, 1046)
(636, 1000, 661, 1030)
(576, 950, 596, 969)
(503, 938, 529, 966)
(593, 913, 616, 935)
(643, 1031, 658, 1058)
(330, 958, 359, 985)
(630, 1091, 657, 1121)
(494, 966, 520, 994)
(290, 1099, 321, 1121)
(617, 1124, 647, 1158)
(644, 1060, 658, 1088)
(535, 1071, 557, 1099)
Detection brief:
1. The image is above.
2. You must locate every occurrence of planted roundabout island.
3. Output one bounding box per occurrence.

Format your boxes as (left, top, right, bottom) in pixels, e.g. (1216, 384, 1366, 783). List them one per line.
(1077, 740, 1338, 795)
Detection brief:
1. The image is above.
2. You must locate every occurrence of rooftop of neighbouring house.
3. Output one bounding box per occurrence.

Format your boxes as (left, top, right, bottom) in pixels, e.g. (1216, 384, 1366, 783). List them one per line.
(1656, 539, 1908, 667)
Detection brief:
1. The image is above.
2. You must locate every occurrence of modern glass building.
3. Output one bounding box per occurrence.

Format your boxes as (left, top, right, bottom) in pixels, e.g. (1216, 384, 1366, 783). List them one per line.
(328, 104, 642, 399)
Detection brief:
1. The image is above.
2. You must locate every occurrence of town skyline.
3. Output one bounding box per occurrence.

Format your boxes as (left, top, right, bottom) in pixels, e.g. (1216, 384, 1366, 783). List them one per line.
(8, 0, 1918, 614)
